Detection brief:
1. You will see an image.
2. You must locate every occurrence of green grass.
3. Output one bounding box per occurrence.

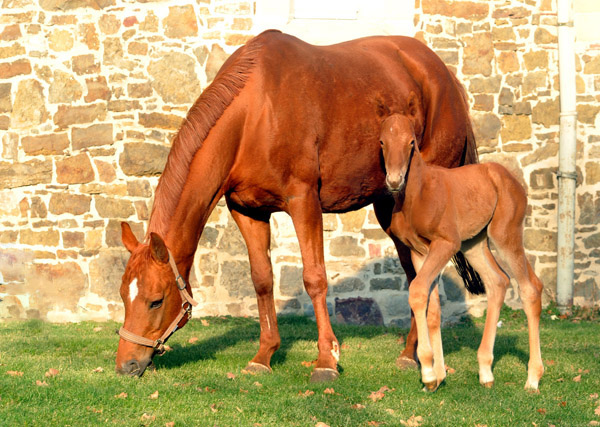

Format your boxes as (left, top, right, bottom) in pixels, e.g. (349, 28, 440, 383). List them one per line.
(1, 306, 599, 426)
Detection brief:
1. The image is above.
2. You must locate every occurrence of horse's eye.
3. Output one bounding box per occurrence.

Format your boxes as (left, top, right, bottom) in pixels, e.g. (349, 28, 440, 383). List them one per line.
(379, 140, 384, 146)
(410, 140, 415, 146)
(149, 299, 163, 310)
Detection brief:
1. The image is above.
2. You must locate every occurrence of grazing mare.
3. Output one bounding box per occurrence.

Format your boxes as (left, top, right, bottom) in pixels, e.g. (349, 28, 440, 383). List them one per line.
(380, 113, 544, 391)
(116, 30, 480, 380)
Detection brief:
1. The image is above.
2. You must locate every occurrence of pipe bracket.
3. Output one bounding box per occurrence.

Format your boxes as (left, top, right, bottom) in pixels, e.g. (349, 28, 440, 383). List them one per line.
(556, 171, 577, 180)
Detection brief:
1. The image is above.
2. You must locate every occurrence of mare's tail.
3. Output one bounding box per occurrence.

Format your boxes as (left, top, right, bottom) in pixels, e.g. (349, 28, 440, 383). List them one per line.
(450, 78, 486, 295)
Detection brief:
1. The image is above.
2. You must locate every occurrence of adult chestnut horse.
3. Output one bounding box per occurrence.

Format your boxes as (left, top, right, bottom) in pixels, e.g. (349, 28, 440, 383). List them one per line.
(116, 30, 479, 379)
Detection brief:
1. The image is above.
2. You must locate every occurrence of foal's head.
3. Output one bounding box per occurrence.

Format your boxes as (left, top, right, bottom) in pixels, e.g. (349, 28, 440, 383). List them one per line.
(380, 113, 418, 193)
(115, 223, 188, 376)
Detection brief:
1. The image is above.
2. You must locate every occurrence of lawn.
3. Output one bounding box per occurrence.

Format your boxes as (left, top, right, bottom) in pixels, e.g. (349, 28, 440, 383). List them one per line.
(1, 305, 599, 426)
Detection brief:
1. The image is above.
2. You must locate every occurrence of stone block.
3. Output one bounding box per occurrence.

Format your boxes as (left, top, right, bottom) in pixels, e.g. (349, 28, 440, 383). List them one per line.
(492, 6, 531, 19)
(524, 50, 548, 71)
(48, 193, 91, 215)
(94, 196, 135, 218)
(199, 226, 219, 248)
(12, 79, 47, 128)
(0, 159, 52, 189)
(530, 167, 556, 189)
(329, 236, 365, 257)
(0, 23, 20, 41)
(105, 219, 143, 247)
(0, 83, 11, 113)
(462, 32, 493, 76)
(279, 265, 303, 297)
(341, 210, 366, 232)
(21, 133, 69, 155)
(205, 44, 229, 83)
(576, 104, 600, 124)
(334, 297, 383, 326)
(472, 94, 494, 111)
(532, 98, 559, 127)
(422, 0, 488, 20)
(583, 233, 600, 250)
(218, 221, 247, 256)
(72, 54, 100, 75)
(49, 70, 82, 104)
(0, 58, 30, 78)
(94, 159, 116, 183)
(523, 71, 547, 95)
(79, 23, 99, 50)
(584, 55, 600, 74)
(148, 53, 201, 104)
(164, 5, 198, 39)
(524, 228, 556, 252)
(497, 51, 520, 73)
(127, 180, 152, 197)
(577, 192, 600, 226)
(49, 29, 74, 51)
(501, 115, 532, 142)
(370, 277, 403, 291)
(56, 153, 95, 184)
(586, 162, 600, 185)
(119, 142, 169, 176)
(473, 113, 501, 147)
(54, 103, 106, 128)
(89, 249, 129, 301)
(534, 27, 557, 44)
(128, 82, 153, 98)
(72, 123, 113, 150)
(62, 231, 84, 248)
(139, 112, 183, 130)
(381, 293, 410, 318)
(84, 76, 111, 102)
(20, 229, 59, 246)
(40, 0, 115, 10)
(469, 76, 501, 93)
(332, 277, 365, 294)
(221, 260, 253, 298)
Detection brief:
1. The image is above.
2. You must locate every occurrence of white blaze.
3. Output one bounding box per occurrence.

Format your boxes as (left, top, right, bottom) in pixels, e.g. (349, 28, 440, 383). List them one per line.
(129, 278, 139, 302)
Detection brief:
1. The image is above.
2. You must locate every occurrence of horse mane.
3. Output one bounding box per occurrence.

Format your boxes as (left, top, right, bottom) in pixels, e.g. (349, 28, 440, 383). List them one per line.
(147, 38, 263, 238)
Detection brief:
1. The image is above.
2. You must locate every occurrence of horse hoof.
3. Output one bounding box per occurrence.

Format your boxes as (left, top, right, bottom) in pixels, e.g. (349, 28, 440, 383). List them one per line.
(242, 362, 272, 374)
(422, 381, 439, 393)
(481, 381, 494, 388)
(310, 368, 339, 383)
(396, 355, 419, 370)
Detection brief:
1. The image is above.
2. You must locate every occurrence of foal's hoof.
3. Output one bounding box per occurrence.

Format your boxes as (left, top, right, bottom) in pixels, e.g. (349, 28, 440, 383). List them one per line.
(310, 368, 339, 383)
(481, 381, 494, 389)
(242, 362, 272, 375)
(396, 355, 419, 370)
(422, 380, 440, 393)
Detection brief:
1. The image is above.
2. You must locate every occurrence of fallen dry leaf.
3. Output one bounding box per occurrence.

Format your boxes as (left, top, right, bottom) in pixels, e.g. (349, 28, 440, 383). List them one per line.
(578, 368, 590, 374)
(556, 378, 564, 382)
(141, 413, 155, 421)
(236, 406, 243, 413)
(545, 359, 556, 366)
(253, 381, 262, 387)
(92, 367, 104, 373)
(240, 388, 248, 393)
(45, 368, 59, 378)
(386, 408, 395, 415)
(590, 393, 599, 400)
(301, 360, 315, 368)
(209, 403, 218, 413)
(93, 327, 102, 332)
(573, 375, 582, 382)
(589, 421, 600, 426)
(323, 388, 335, 395)
(369, 391, 385, 402)
(165, 422, 175, 427)
(341, 343, 350, 350)
(6, 371, 23, 377)
(315, 423, 330, 427)
(400, 415, 423, 427)
(35, 380, 49, 387)
(595, 404, 600, 416)
(115, 392, 128, 399)
(227, 372, 236, 380)
(188, 337, 198, 344)
(559, 401, 567, 407)
(197, 386, 215, 393)
(149, 390, 159, 399)
(352, 403, 365, 410)
(299, 390, 315, 397)
(163, 345, 173, 352)
(367, 422, 382, 426)
(201, 319, 210, 327)
(86, 406, 103, 413)
(445, 365, 456, 374)
(537, 408, 546, 415)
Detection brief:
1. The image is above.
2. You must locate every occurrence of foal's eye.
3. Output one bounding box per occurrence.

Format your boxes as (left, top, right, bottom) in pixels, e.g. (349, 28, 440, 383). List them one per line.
(410, 140, 415, 146)
(379, 140, 384, 146)
(149, 299, 163, 310)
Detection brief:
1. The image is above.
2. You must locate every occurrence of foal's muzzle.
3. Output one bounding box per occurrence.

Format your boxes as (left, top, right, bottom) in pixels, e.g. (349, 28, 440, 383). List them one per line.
(386, 174, 405, 192)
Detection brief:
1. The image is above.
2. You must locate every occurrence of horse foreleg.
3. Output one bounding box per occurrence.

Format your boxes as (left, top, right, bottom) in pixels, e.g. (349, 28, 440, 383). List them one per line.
(288, 188, 339, 382)
(427, 282, 446, 388)
(373, 198, 419, 369)
(229, 206, 280, 373)
(409, 239, 458, 392)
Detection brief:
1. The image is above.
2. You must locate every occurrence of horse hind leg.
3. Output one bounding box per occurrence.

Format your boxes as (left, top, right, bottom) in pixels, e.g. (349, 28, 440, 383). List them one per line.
(229, 206, 280, 374)
(462, 232, 510, 388)
(488, 227, 544, 390)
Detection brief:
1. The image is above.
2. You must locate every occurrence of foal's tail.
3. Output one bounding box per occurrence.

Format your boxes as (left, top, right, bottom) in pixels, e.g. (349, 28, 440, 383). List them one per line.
(450, 81, 486, 296)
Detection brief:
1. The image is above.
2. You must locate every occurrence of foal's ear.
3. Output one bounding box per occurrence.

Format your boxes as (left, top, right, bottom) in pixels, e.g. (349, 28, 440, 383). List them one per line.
(121, 222, 140, 253)
(407, 91, 419, 118)
(149, 232, 170, 264)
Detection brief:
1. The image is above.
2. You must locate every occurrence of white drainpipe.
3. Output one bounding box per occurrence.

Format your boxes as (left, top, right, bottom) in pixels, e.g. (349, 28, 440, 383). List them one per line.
(556, 0, 577, 312)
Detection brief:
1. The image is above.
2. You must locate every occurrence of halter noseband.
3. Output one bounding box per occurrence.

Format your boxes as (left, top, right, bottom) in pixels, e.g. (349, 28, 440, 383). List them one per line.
(118, 248, 199, 355)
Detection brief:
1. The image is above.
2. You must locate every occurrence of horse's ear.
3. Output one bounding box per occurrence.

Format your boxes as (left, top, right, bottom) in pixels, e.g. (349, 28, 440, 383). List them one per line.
(121, 222, 140, 253)
(407, 91, 419, 118)
(149, 232, 169, 264)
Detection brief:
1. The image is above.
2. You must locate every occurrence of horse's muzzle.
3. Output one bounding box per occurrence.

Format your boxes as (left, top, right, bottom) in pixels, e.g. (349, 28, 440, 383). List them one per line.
(116, 358, 155, 377)
(386, 174, 405, 193)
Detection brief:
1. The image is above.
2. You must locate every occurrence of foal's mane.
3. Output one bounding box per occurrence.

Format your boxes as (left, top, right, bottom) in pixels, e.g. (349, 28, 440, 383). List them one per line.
(147, 38, 263, 238)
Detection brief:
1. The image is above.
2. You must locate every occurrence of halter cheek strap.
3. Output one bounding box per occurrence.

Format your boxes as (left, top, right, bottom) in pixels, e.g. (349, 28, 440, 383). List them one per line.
(118, 248, 199, 355)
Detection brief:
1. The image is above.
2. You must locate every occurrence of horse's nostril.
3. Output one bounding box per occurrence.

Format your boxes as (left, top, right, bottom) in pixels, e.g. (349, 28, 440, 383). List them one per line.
(124, 359, 141, 376)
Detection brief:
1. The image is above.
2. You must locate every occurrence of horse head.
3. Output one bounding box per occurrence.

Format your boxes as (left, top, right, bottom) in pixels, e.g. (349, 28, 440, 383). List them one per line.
(115, 222, 191, 376)
(380, 113, 418, 193)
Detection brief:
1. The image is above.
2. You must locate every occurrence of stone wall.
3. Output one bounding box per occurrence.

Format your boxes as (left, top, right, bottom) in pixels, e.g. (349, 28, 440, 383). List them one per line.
(0, 0, 599, 324)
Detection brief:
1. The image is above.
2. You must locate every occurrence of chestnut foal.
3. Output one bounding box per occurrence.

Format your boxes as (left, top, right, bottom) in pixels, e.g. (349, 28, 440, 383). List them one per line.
(380, 114, 544, 391)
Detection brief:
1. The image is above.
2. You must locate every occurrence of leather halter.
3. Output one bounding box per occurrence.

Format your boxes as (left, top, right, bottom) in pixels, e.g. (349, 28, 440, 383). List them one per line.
(118, 249, 199, 355)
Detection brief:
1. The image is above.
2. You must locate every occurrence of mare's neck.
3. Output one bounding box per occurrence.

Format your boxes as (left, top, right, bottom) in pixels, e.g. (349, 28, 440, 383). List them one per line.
(149, 118, 240, 277)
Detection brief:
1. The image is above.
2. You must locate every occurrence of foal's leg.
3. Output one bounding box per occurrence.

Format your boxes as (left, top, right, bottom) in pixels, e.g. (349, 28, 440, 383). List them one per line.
(409, 239, 458, 391)
(462, 233, 509, 387)
(488, 229, 544, 390)
(373, 198, 419, 369)
(229, 207, 280, 373)
(287, 188, 339, 382)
